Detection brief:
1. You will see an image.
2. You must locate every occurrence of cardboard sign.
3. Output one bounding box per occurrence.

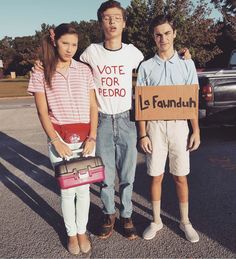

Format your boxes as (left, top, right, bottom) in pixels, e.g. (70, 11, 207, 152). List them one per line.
(135, 84, 199, 120)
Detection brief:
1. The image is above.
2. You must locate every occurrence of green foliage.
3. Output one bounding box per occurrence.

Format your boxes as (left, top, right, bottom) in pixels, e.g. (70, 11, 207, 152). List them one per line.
(126, 0, 222, 67)
(211, 0, 236, 14)
(126, 0, 152, 57)
(0, 25, 48, 76)
(211, 0, 236, 40)
(0, 21, 102, 75)
(74, 20, 103, 59)
(0, 0, 233, 74)
(147, 0, 165, 18)
(209, 0, 236, 67)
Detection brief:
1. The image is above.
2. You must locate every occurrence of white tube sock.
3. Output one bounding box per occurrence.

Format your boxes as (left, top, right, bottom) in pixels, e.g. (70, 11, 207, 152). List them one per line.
(152, 200, 162, 224)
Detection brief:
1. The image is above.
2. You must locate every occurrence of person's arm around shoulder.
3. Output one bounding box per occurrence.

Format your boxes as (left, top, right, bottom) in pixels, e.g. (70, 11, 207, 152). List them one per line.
(82, 89, 98, 156)
(31, 60, 44, 72)
(178, 48, 192, 60)
(34, 92, 73, 158)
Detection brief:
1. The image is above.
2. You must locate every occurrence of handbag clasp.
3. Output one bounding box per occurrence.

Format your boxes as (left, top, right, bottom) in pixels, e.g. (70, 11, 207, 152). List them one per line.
(72, 168, 89, 179)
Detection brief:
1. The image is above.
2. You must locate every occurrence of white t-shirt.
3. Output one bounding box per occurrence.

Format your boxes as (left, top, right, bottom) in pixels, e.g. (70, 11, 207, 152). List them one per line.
(80, 43, 144, 114)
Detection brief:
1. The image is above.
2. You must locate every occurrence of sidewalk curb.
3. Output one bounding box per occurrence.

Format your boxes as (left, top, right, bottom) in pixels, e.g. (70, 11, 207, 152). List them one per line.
(0, 96, 33, 100)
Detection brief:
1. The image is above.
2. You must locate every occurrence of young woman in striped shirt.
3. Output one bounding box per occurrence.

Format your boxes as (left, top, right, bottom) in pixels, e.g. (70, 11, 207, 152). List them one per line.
(28, 23, 98, 255)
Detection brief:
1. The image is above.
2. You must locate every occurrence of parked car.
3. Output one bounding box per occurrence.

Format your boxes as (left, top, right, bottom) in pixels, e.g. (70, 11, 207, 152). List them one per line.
(229, 49, 236, 69)
(198, 69, 236, 125)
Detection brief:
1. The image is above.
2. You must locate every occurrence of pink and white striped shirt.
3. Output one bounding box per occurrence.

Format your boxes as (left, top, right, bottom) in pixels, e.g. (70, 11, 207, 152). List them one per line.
(28, 59, 95, 124)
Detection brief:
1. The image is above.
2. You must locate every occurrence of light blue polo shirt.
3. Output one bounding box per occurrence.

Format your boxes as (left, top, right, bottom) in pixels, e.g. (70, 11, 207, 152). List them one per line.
(137, 51, 198, 86)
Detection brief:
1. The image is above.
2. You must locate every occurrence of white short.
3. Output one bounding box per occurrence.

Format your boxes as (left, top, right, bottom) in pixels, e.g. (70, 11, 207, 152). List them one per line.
(146, 120, 190, 176)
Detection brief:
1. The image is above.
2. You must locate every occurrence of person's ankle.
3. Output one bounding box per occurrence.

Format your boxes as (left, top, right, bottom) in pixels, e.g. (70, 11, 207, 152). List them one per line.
(77, 233, 87, 240)
(153, 217, 162, 225)
(68, 235, 78, 243)
(180, 219, 190, 225)
(77, 233, 90, 245)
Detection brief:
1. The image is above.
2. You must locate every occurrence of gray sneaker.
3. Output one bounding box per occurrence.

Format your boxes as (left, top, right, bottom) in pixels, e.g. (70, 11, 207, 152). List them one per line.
(179, 223, 200, 243)
(142, 222, 163, 240)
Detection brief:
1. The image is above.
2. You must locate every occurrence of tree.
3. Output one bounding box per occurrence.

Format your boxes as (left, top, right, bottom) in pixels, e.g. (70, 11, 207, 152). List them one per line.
(0, 24, 51, 76)
(12, 36, 39, 75)
(35, 23, 53, 44)
(126, 0, 152, 58)
(147, 0, 165, 18)
(212, 0, 236, 14)
(0, 37, 15, 75)
(74, 20, 103, 59)
(169, 0, 222, 66)
(211, 0, 236, 40)
(209, 0, 236, 67)
(126, 0, 222, 67)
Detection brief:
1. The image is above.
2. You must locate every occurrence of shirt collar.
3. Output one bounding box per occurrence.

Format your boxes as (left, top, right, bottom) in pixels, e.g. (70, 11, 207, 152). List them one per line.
(154, 51, 179, 65)
(70, 58, 77, 69)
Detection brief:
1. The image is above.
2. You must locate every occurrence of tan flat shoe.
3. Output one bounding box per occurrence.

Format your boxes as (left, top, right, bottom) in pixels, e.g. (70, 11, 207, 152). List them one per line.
(77, 233, 91, 254)
(67, 235, 80, 255)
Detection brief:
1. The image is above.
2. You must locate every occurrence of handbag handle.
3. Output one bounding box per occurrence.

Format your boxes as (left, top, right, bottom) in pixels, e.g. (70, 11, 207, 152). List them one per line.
(62, 148, 83, 173)
(62, 157, 92, 177)
(72, 148, 83, 155)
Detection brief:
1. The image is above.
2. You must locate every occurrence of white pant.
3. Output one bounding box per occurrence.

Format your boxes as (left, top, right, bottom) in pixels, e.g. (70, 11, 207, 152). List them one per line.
(48, 139, 94, 236)
(60, 184, 90, 235)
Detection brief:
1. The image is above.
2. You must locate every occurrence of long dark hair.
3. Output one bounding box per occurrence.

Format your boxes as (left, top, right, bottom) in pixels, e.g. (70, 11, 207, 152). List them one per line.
(41, 23, 78, 87)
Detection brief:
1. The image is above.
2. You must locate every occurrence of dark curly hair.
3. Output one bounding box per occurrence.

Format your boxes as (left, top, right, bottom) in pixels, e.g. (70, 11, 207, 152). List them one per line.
(97, 0, 127, 22)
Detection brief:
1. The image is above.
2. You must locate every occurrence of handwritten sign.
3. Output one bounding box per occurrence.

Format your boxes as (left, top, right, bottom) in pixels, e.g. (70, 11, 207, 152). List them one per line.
(135, 84, 199, 120)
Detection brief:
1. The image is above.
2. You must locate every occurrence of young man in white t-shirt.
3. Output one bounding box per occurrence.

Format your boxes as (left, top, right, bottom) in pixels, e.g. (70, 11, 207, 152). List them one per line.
(80, 0, 144, 240)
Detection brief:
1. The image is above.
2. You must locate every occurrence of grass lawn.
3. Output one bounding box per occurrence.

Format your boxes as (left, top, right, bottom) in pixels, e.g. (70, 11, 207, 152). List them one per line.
(0, 74, 138, 98)
(0, 79, 30, 98)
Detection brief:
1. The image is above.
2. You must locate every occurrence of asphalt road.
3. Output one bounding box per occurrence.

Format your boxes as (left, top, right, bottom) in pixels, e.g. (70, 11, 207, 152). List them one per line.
(0, 97, 236, 258)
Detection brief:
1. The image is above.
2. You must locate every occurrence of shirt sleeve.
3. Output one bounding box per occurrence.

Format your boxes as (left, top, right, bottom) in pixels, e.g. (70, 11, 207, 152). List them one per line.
(132, 46, 144, 69)
(186, 60, 199, 85)
(80, 46, 91, 66)
(87, 66, 96, 90)
(136, 63, 147, 86)
(27, 70, 45, 95)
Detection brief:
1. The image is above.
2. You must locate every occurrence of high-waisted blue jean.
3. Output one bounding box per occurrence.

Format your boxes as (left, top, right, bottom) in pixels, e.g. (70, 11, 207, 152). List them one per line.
(96, 110, 137, 218)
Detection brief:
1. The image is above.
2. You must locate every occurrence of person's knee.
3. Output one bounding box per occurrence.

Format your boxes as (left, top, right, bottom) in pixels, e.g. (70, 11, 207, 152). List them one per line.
(173, 175, 187, 185)
(152, 174, 164, 185)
